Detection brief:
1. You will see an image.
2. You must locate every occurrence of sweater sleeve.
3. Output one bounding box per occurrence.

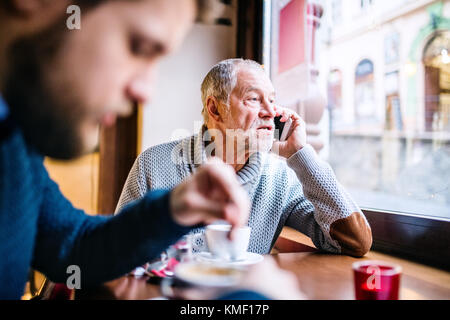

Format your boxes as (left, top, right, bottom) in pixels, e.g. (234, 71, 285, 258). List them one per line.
(32, 166, 194, 287)
(284, 145, 372, 257)
(115, 154, 148, 214)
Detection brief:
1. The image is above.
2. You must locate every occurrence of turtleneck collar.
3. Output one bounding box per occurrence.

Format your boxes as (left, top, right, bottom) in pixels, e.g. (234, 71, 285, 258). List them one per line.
(181, 125, 264, 188)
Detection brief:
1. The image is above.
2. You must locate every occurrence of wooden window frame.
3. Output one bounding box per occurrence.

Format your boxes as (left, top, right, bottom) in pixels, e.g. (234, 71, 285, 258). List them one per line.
(97, 103, 139, 215)
(363, 208, 450, 270)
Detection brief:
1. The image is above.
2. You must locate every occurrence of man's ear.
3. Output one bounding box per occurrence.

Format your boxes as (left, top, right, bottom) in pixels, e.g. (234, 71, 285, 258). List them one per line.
(206, 96, 223, 123)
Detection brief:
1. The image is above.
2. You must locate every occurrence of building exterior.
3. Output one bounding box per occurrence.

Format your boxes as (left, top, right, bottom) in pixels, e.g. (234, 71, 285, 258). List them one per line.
(319, 0, 450, 136)
(315, 0, 450, 217)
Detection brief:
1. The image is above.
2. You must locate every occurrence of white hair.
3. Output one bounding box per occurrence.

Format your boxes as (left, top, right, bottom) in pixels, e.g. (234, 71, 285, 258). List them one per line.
(200, 58, 264, 124)
(196, 0, 225, 24)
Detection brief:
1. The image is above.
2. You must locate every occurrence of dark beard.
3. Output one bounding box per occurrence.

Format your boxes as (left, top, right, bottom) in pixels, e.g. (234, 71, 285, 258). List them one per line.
(3, 17, 87, 160)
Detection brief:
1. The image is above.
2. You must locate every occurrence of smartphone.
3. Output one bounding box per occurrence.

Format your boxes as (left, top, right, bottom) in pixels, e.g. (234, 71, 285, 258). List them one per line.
(274, 116, 293, 141)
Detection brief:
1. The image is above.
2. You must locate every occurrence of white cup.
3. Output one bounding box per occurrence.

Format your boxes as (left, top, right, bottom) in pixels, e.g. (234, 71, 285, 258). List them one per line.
(205, 224, 251, 261)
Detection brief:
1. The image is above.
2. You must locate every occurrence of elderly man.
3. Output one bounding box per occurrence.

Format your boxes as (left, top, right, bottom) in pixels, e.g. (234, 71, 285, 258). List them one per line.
(117, 58, 373, 257)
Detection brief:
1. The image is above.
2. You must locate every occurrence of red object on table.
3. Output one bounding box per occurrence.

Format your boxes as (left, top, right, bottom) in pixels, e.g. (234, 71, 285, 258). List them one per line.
(49, 283, 73, 300)
(150, 258, 180, 278)
(353, 261, 402, 300)
(166, 258, 179, 272)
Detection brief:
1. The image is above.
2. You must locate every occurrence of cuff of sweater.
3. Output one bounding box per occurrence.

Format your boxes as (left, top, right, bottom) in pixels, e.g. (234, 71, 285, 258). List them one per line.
(140, 190, 197, 239)
(286, 144, 322, 177)
(217, 290, 271, 300)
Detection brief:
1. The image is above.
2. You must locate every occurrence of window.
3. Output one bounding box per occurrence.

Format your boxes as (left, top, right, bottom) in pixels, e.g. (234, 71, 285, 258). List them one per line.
(331, 0, 342, 25)
(328, 70, 342, 109)
(265, 0, 450, 222)
(385, 71, 403, 131)
(423, 31, 450, 132)
(355, 59, 377, 123)
(360, 0, 373, 11)
(385, 32, 400, 65)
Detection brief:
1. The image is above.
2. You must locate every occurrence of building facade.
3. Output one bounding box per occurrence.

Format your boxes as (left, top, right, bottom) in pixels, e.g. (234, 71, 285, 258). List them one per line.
(319, 0, 450, 136)
(316, 0, 450, 217)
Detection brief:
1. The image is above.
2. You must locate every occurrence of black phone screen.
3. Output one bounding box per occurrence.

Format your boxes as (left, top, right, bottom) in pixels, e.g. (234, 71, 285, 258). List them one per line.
(274, 116, 285, 140)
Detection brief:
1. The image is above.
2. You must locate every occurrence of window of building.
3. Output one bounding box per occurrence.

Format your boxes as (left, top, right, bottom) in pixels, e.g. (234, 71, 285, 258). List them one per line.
(384, 71, 403, 131)
(355, 59, 377, 123)
(385, 32, 400, 65)
(328, 69, 343, 127)
(360, 0, 373, 11)
(423, 30, 450, 132)
(331, 0, 342, 25)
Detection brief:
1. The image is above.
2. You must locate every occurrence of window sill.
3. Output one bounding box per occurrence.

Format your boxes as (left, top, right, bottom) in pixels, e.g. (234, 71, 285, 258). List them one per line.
(362, 208, 450, 270)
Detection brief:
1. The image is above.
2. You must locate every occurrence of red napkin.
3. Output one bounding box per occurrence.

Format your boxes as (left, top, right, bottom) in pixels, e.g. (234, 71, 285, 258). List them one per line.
(150, 258, 179, 277)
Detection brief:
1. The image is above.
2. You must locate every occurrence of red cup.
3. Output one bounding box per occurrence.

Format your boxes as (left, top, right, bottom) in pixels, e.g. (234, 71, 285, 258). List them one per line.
(352, 260, 402, 300)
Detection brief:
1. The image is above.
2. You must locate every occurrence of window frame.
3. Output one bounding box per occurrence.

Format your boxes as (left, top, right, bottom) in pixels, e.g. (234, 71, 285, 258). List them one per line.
(362, 208, 450, 270)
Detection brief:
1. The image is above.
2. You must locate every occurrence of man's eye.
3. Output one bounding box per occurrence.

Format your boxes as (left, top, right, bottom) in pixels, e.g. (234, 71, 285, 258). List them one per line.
(130, 37, 157, 58)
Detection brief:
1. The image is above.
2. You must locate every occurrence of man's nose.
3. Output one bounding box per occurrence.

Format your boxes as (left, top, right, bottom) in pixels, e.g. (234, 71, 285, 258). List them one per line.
(259, 99, 276, 118)
(126, 67, 157, 105)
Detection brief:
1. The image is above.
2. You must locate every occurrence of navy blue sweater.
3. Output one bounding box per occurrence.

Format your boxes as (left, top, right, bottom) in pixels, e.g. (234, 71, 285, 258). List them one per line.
(0, 97, 200, 299)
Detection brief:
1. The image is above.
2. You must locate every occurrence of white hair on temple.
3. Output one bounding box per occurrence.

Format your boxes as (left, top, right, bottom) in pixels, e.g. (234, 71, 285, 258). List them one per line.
(200, 58, 264, 124)
(196, 0, 226, 24)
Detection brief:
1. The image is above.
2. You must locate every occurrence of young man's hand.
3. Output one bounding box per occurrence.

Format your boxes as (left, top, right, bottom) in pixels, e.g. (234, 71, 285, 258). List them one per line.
(169, 158, 250, 238)
(234, 256, 306, 300)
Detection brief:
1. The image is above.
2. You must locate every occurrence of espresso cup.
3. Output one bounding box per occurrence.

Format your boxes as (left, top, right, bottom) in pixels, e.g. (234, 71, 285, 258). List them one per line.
(205, 224, 251, 261)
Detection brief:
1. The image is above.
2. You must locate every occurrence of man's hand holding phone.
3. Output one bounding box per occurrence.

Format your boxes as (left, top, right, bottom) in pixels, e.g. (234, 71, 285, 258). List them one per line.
(272, 106, 307, 159)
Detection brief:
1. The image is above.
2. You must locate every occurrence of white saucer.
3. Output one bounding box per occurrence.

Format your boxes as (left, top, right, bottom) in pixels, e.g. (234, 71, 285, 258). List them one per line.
(194, 252, 264, 266)
(174, 262, 245, 287)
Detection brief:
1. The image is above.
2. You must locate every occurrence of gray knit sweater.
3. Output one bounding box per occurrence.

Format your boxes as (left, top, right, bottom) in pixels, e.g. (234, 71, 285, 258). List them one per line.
(116, 129, 370, 255)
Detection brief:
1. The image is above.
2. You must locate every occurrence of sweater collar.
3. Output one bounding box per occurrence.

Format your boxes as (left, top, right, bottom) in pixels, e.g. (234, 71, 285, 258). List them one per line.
(183, 125, 263, 187)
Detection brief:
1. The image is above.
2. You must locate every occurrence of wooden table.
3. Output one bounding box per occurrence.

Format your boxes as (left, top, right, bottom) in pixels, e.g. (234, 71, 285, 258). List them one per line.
(76, 249, 450, 300)
(275, 251, 450, 300)
(273, 227, 450, 300)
